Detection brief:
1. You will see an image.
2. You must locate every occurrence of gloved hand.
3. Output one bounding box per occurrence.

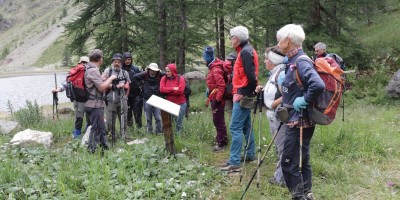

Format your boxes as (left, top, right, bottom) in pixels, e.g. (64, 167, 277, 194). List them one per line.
(293, 96, 308, 112)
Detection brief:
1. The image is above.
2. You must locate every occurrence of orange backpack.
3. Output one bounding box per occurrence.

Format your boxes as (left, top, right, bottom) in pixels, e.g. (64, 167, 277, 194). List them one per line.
(294, 56, 345, 125)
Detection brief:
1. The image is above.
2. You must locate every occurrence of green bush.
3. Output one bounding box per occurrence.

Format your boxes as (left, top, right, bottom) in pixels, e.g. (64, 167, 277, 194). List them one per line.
(11, 100, 44, 128)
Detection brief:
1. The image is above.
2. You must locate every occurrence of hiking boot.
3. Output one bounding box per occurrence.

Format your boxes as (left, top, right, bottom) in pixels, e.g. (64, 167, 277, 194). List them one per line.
(240, 155, 256, 162)
(220, 164, 242, 172)
(269, 177, 286, 187)
(213, 145, 227, 152)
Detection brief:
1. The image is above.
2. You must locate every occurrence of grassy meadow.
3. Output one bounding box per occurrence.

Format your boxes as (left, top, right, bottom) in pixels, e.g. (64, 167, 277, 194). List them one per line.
(1, 83, 400, 199)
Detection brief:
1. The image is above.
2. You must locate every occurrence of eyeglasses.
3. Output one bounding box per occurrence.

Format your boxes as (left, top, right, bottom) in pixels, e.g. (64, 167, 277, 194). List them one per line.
(229, 35, 236, 40)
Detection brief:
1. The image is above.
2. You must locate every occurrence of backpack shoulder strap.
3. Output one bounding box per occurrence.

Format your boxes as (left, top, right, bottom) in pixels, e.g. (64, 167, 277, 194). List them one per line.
(293, 55, 313, 91)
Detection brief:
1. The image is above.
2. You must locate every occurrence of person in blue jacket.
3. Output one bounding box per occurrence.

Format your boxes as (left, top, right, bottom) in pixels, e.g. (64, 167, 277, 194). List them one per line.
(276, 24, 325, 200)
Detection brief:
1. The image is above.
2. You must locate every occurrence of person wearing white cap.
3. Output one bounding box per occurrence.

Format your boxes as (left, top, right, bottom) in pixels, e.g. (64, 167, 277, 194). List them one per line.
(255, 46, 288, 187)
(51, 55, 91, 139)
(133, 63, 165, 134)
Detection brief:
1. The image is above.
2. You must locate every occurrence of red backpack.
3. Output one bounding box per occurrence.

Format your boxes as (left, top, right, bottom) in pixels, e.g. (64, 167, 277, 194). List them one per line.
(294, 56, 345, 125)
(65, 64, 89, 102)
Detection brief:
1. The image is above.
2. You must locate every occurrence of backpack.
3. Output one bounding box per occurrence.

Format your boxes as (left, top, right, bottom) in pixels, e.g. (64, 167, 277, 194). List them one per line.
(220, 61, 233, 100)
(327, 53, 345, 71)
(294, 55, 345, 125)
(65, 64, 89, 102)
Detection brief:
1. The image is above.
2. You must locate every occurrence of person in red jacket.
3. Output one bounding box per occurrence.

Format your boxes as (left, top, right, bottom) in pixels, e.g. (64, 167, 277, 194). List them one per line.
(204, 46, 229, 152)
(160, 63, 187, 132)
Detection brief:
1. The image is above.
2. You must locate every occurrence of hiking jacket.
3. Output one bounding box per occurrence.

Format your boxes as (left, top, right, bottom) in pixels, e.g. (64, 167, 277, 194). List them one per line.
(122, 64, 142, 98)
(206, 58, 226, 102)
(134, 70, 165, 100)
(232, 40, 259, 97)
(281, 49, 325, 123)
(263, 64, 285, 120)
(102, 67, 131, 103)
(160, 64, 186, 105)
(84, 63, 105, 108)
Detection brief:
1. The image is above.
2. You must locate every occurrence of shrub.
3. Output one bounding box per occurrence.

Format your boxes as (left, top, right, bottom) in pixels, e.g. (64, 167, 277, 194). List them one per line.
(11, 100, 44, 128)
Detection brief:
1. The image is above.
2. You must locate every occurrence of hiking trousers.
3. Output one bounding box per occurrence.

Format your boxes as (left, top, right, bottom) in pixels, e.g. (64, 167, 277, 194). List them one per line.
(85, 107, 108, 152)
(281, 126, 315, 198)
(211, 100, 228, 147)
(127, 95, 143, 128)
(105, 99, 128, 139)
(74, 101, 90, 130)
(144, 99, 162, 133)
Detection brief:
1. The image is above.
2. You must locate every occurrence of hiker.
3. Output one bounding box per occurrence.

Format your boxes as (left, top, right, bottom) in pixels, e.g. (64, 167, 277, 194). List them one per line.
(102, 53, 131, 140)
(159, 63, 187, 133)
(85, 49, 118, 154)
(51, 56, 90, 139)
(133, 63, 165, 134)
(203, 46, 228, 152)
(276, 24, 325, 200)
(122, 51, 143, 129)
(312, 42, 345, 70)
(221, 25, 259, 171)
(255, 47, 287, 187)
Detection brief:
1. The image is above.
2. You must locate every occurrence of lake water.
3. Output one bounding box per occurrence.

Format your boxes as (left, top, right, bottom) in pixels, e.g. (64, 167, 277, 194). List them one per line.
(0, 73, 71, 112)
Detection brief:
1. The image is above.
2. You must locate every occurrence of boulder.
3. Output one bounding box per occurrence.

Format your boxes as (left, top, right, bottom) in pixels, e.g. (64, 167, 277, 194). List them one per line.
(10, 129, 53, 147)
(387, 69, 400, 98)
(183, 71, 205, 82)
(58, 107, 74, 115)
(0, 120, 19, 134)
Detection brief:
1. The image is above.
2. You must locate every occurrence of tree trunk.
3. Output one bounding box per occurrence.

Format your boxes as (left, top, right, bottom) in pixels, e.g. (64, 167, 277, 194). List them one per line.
(161, 110, 176, 156)
(158, 0, 167, 70)
(121, 0, 128, 51)
(331, 1, 339, 37)
(311, 0, 321, 27)
(218, 0, 225, 60)
(114, 0, 123, 51)
(177, 0, 187, 74)
(215, 16, 219, 58)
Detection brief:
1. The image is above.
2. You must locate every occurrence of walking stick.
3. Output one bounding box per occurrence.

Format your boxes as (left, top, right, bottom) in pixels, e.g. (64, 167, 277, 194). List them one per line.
(53, 73, 59, 120)
(256, 92, 263, 188)
(240, 122, 283, 200)
(299, 109, 304, 177)
(111, 81, 117, 148)
(240, 94, 258, 183)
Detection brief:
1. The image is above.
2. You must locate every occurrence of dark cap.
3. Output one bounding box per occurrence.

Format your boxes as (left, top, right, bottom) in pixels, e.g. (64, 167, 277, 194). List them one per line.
(227, 52, 237, 61)
(112, 53, 122, 61)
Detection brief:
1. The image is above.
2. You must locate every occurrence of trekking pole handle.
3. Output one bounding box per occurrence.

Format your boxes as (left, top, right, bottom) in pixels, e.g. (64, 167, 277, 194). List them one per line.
(253, 92, 261, 114)
(259, 91, 263, 113)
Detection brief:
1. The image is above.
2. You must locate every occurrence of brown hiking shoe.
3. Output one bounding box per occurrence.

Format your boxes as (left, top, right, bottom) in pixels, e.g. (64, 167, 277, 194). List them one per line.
(240, 155, 256, 162)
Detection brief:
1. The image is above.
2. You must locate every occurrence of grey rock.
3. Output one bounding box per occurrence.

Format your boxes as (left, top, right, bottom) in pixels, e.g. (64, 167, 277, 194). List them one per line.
(0, 120, 19, 134)
(10, 129, 53, 147)
(387, 69, 400, 98)
(183, 71, 205, 82)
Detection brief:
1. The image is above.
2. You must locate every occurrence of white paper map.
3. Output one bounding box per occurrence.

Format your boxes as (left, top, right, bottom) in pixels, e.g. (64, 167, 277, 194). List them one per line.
(146, 95, 180, 117)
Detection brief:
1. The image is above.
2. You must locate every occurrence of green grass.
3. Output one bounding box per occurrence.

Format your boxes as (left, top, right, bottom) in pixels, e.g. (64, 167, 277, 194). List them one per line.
(1, 84, 400, 199)
(33, 36, 70, 68)
(356, 1, 400, 53)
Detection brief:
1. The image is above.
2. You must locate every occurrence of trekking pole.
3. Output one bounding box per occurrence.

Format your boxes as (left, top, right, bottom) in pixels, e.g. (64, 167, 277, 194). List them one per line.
(256, 92, 263, 188)
(53, 73, 59, 120)
(240, 122, 283, 200)
(299, 109, 304, 177)
(120, 92, 125, 140)
(240, 95, 258, 183)
(111, 81, 117, 148)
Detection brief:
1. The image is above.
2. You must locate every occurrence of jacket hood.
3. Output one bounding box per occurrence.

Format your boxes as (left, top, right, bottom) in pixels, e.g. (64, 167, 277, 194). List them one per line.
(208, 58, 223, 69)
(167, 63, 178, 77)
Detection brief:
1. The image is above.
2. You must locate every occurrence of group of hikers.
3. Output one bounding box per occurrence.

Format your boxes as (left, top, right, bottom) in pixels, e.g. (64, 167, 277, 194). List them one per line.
(53, 23, 345, 200)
